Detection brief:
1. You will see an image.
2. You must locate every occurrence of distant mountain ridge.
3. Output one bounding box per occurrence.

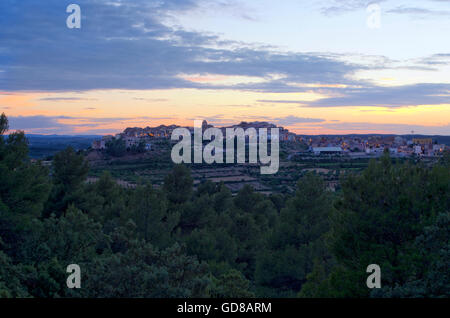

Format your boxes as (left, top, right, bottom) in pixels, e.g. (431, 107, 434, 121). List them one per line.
(24, 135, 99, 159)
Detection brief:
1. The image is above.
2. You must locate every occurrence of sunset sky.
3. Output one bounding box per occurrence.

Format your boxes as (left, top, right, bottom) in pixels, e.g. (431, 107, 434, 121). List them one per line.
(0, 0, 449, 135)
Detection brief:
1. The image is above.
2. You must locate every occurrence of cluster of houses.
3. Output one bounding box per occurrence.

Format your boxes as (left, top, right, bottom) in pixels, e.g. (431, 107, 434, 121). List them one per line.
(92, 120, 298, 151)
(91, 124, 182, 151)
(306, 136, 447, 157)
(92, 121, 447, 158)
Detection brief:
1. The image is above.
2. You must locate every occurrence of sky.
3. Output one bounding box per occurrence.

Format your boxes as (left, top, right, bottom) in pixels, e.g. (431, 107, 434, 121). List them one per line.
(0, 0, 449, 135)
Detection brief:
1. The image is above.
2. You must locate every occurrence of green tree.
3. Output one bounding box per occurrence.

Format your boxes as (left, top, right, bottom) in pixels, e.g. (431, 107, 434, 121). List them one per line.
(83, 223, 209, 298)
(372, 212, 450, 298)
(87, 171, 127, 224)
(0, 113, 8, 135)
(328, 154, 449, 297)
(106, 137, 126, 157)
(209, 269, 255, 298)
(0, 115, 51, 256)
(129, 184, 177, 248)
(0, 250, 28, 297)
(45, 147, 89, 217)
(255, 173, 333, 297)
(163, 165, 193, 205)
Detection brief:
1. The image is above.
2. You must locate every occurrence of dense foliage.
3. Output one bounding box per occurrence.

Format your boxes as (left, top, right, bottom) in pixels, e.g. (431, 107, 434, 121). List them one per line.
(0, 113, 448, 298)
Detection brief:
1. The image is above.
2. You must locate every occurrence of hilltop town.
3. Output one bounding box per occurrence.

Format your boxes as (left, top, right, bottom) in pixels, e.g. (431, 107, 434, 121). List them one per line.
(92, 120, 448, 158)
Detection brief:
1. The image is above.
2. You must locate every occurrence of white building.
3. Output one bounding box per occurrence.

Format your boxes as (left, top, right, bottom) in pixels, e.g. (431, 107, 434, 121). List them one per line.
(433, 144, 445, 154)
(389, 148, 398, 154)
(312, 147, 343, 155)
(414, 145, 423, 155)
